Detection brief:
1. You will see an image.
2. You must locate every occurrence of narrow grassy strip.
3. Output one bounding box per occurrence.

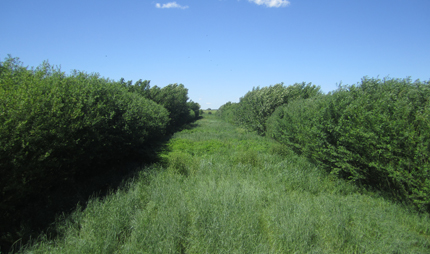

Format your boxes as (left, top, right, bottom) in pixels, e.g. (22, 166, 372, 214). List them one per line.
(21, 114, 430, 253)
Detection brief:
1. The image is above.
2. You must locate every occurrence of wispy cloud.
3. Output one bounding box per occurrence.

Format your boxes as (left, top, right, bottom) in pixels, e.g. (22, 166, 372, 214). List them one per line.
(248, 0, 290, 8)
(155, 2, 189, 9)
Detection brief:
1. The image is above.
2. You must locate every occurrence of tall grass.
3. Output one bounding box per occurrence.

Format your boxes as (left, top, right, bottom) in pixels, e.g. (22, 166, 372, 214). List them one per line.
(18, 114, 430, 253)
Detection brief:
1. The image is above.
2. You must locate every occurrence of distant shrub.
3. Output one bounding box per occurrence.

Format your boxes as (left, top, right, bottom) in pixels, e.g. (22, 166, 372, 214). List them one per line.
(267, 77, 430, 211)
(187, 100, 201, 119)
(230, 82, 321, 135)
(217, 101, 239, 124)
(126, 80, 201, 126)
(148, 83, 192, 131)
(188, 109, 196, 122)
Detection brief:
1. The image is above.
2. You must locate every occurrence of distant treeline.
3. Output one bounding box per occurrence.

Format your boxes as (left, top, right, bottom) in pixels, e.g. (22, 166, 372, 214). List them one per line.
(218, 78, 430, 212)
(0, 56, 200, 245)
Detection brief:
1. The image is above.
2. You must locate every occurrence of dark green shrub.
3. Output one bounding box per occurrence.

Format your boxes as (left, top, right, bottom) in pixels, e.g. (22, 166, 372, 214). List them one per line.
(125, 79, 151, 99)
(332, 78, 430, 210)
(187, 100, 201, 119)
(0, 57, 170, 242)
(266, 96, 325, 156)
(126, 80, 200, 124)
(188, 109, 196, 121)
(148, 83, 191, 131)
(267, 77, 430, 211)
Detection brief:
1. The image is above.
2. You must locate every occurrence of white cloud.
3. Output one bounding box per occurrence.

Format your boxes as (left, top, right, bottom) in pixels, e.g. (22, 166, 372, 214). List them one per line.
(155, 2, 189, 9)
(248, 0, 290, 8)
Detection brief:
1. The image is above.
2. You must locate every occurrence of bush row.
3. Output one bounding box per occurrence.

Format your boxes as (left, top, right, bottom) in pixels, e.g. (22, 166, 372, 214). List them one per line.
(219, 77, 430, 212)
(124, 79, 201, 131)
(218, 82, 321, 135)
(0, 56, 200, 244)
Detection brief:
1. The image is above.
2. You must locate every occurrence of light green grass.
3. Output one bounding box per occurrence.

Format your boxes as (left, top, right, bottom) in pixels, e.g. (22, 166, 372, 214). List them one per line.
(20, 114, 430, 253)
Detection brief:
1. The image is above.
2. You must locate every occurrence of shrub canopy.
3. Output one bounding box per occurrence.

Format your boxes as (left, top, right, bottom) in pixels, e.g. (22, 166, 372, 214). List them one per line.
(266, 77, 430, 211)
(0, 56, 200, 247)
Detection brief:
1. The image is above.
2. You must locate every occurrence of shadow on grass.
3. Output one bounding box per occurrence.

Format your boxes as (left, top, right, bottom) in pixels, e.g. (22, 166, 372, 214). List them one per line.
(1, 120, 201, 254)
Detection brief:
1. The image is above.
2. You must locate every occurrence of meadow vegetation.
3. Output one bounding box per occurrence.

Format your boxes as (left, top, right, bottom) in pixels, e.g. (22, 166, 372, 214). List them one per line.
(18, 114, 430, 253)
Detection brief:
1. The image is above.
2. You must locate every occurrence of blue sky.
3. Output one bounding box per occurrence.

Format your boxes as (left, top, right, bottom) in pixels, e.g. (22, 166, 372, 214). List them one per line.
(1, 0, 429, 109)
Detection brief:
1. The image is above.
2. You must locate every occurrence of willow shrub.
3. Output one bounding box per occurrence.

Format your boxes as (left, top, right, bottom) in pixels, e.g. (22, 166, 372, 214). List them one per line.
(0, 57, 169, 233)
(232, 82, 321, 135)
(148, 83, 191, 132)
(217, 101, 240, 125)
(187, 100, 201, 120)
(267, 77, 430, 211)
(125, 80, 201, 127)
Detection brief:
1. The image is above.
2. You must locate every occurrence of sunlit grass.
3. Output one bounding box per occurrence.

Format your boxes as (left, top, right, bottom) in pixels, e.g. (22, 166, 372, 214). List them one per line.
(21, 114, 430, 253)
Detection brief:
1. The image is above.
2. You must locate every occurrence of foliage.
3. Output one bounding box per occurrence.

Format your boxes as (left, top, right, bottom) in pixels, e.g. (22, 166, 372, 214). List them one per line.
(0, 56, 176, 250)
(124, 79, 151, 99)
(217, 101, 240, 125)
(267, 77, 430, 211)
(266, 96, 324, 156)
(126, 80, 201, 127)
(219, 82, 321, 135)
(187, 100, 201, 120)
(148, 83, 194, 131)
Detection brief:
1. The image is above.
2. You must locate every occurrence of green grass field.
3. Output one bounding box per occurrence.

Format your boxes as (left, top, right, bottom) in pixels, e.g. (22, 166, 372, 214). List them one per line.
(19, 114, 430, 253)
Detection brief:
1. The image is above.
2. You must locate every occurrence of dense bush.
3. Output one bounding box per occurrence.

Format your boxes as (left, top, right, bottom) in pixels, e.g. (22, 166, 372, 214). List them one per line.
(125, 79, 151, 99)
(125, 80, 201, 126)
(147, 83, 194, 131)
(267, 77, 430, 211)
(187, 100, 201, 120)
(0, 56, 173, 245)
(266, 96, 324, 156)
(217, 101, 240, 125)
(220, 82, 321, 135)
